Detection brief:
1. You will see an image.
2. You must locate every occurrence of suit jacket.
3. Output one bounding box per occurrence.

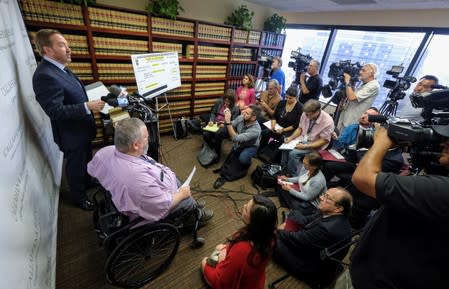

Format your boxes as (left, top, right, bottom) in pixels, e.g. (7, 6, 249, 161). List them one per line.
(33, 59, 96, 151)
(275, 212, 351, 276)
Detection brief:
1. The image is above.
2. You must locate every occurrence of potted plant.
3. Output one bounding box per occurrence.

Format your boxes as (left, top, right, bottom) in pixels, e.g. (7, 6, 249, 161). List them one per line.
(146, 0, 184, 20)
(264, 13, 287, 34)
(225, 5, 254, 31)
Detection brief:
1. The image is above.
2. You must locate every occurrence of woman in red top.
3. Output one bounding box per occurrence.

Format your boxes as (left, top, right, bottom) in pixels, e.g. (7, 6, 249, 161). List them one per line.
(235, 73, 256, 111)
(201, 195, 277, 289)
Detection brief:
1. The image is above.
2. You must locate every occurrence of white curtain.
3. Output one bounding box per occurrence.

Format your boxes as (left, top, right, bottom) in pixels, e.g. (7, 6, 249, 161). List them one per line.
(0, 1, 62, 288)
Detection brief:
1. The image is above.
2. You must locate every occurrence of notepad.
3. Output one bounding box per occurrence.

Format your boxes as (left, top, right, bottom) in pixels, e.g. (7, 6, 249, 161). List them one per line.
(203, 123, 220, 133)
(263, 120, 283, 131)
(279, 139, 300, 150)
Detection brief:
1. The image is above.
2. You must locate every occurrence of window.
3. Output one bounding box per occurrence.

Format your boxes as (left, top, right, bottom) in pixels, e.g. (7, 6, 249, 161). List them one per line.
(413, 34, 449, 88)
(320, 29, 425, 107)
(281, 28, 331, 89)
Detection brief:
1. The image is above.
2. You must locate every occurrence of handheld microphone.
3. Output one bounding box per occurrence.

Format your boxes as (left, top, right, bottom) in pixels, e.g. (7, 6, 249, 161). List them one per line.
(102, 85, 129, 107)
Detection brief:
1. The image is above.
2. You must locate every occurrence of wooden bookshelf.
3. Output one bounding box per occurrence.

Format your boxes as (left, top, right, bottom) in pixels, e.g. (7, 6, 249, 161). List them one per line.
(20, 0, 285, 135)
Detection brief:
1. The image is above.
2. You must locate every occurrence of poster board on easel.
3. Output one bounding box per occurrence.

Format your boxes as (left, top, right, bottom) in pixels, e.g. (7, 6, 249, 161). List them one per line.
(131, 51, 181, 100)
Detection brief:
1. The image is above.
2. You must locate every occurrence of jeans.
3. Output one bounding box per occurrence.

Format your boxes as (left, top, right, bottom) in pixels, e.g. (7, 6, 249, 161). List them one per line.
(238, 146, 258, 166)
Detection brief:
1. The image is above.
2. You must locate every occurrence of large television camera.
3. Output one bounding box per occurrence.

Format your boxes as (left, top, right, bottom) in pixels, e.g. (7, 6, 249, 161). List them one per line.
(287, 47, 312, 84)
(258, 55, 273, 80)
(322, 60, 363, 103)
(383, 65, 417, 101)
(410, 87, 449, 124)
(379, 65, 417, 116)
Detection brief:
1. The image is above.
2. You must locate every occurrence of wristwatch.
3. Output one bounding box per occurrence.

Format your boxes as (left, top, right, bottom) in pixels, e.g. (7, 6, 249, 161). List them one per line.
(225, 122, 231, 126)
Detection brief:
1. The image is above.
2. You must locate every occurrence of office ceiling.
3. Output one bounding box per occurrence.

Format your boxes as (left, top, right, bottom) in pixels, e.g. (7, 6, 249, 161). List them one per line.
(245, 0, 449, 12)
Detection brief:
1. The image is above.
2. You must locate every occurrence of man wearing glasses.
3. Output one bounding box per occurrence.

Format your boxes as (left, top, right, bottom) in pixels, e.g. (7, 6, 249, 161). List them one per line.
(274, 187, 353, 285)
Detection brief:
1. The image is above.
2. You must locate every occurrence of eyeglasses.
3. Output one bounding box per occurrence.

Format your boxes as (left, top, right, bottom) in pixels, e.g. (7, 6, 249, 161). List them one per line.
(322, 192, 339, 205)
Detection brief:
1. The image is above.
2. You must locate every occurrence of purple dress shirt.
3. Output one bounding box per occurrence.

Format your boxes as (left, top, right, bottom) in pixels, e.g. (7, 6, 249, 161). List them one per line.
(87, 146, 178, 223)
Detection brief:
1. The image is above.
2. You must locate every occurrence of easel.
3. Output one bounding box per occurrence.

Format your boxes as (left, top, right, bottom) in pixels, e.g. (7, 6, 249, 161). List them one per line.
(148, 92, 176, 162)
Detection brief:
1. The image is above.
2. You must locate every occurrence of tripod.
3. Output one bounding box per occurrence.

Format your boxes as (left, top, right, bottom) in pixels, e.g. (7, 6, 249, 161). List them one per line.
(379, 98, 399, 116)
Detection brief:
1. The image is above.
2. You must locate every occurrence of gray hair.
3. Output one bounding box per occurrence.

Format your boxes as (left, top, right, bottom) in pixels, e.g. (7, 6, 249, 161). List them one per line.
(114, 118, 146, 153)
(364, 63, 378, 78)
(268, 79, 279, 88)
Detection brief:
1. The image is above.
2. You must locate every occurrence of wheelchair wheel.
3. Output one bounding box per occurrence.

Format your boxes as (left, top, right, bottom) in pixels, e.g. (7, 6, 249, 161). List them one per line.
(105, 223, 180, 288)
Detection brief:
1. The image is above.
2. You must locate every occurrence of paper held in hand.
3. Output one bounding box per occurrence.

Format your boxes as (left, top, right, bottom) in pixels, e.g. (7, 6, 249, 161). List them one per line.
(279, 139, 300, 150)
(263, 120, 283, 131)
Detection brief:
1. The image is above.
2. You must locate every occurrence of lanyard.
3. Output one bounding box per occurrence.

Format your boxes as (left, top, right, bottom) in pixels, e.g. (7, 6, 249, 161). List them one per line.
(140, 155, 165, 182)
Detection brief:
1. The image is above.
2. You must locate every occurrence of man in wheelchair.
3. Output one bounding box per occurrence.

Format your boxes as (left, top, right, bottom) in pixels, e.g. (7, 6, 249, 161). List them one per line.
(88, 117, 213, 229)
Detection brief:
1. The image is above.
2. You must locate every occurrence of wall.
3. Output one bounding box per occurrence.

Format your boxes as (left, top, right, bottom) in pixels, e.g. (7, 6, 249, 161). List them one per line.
(96, 0, 281, 30)
(282, 9, 449, 28)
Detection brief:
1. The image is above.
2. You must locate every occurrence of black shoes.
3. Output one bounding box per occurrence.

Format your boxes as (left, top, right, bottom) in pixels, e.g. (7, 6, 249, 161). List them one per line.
(78, 199, 95, 211)
(199, 208, 214, 223)
(213, 177, 226, 189)
(212, 168, 221, 174)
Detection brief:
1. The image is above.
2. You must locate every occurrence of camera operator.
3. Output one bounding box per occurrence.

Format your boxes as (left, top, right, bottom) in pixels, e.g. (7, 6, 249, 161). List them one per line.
(396, 75, 439, 122)
(339, 126, 449, 289)
(337, 63, 380, 132)
(271, 56, 286, 99)
(298, 60, 323, 105)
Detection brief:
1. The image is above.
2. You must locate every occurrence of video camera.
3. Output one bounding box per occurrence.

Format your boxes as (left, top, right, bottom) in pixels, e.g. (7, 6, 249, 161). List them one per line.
(288, 48, 312, 84)
(382, 65, 417, 101)
(258, 55, 273, 80)
(410, 87, 449, 124)
(322, 60, 363, 103)
(360, 113, 449, 173)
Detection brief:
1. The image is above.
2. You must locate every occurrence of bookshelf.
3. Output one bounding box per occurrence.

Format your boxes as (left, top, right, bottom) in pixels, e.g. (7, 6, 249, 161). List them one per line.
(20, 0, 285, 141)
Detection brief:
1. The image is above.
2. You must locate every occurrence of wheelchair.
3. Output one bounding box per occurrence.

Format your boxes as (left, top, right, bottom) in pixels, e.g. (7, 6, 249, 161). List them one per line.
(92, 186, 205, 288)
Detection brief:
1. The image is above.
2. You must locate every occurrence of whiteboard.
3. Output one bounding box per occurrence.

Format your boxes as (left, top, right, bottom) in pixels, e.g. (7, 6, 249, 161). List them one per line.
(131, 51, 181, 99)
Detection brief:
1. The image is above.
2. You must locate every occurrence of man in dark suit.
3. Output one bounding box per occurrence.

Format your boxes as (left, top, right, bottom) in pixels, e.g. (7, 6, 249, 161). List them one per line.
(274, 187, 352, 284)
(32, 29, 105, 210)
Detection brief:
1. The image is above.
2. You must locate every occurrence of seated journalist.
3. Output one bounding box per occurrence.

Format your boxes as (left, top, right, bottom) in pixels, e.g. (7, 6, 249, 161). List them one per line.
(87, 117, 213, 227)
(274, 187, 352, 284)
(335, 125, 449, 289)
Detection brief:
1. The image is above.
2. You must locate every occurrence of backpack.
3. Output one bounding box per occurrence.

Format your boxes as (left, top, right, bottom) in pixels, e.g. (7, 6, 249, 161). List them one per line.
(251, 164, 284, 189)
(197, 143, 218, 167)
(220, 148, 250, 181)
(257, 139, 282, 164)
(174, 117, 188, 139)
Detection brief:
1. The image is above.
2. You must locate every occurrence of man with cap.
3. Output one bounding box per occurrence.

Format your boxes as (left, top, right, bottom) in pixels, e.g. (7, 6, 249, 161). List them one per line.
(337, 125, 449, 289)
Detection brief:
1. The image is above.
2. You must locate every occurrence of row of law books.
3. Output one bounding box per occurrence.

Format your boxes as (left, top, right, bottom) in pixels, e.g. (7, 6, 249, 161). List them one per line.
(233, 30, 249, 43)
(28, 31, 89, 56)
(231, 47, 256, 61)
(195, 82, 225, 96)
(196, 65, 227, 79)
(166, 83, 192, 99)
(93, 37, 148, 56)
(261, 48, 283, 57)
(194, 98, 217, 114)
(180, 65, 193, 78)
(88, 7, 147, 32)
(228, 79, 244, 90)
(151, 17, 195, 38)
(261, 32, 285, 48)
(229, 64, 257, 77)
(20, 0, 83, 25)
(67, 62, 93, 81)
(198, 24, 231, 42)
(186, 45, 229, 60)
(97, 63, 134, 80)
(152, 42, 183, 56)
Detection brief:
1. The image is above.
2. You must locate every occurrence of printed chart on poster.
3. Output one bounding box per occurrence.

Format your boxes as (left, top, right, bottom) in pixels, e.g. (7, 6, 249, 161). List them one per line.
(131, 51, 181, 99)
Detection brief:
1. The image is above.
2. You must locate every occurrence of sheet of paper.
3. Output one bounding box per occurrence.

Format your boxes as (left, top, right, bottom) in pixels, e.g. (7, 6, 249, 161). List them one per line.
(279, 139, 300, 150)
(85, 81, 112, 114)
(263, 120, 283, 131)
(181, 166, 196, 187)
